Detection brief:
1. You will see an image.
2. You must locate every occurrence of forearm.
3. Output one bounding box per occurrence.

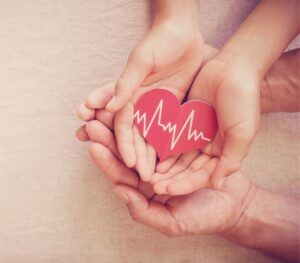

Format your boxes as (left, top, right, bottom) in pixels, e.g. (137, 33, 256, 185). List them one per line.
(221, 0, 299, 78)
(261, 49, 300, 113)
(153, 0, 200, 27)
(224, 187, 300, 263)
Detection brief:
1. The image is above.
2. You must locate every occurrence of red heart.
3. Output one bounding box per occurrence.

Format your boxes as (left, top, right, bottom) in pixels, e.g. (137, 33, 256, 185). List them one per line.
(134, 88, 218, 160)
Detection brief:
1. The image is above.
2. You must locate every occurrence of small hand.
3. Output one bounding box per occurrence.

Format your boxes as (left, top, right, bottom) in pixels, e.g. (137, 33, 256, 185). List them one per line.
(189, 53, 261, 188)
(162, 52, 261, 190)
(150, 53, 261, 194)
(78, 19, 205, 182)
(151, 51, 290, 195)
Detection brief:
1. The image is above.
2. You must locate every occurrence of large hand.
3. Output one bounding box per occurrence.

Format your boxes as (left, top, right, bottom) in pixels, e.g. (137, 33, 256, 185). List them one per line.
(82, 112, 256, 237)
(78, 18, 205, 182)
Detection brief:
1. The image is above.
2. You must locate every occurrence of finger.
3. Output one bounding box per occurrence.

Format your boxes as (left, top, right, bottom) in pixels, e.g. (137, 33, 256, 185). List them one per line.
(151, 151, 199, 184)
(85, 120, 120, 158)
(77, 103, 95, 121)
(133, 126, 153, 182)
(155, 154, 180, 174)
(95, 109, 114, 130)
(89, 143, 138, 187)
(114, 185, 180, 237)
(153, 179, 172, 195)
(151, 194, 170, 205)
(152, 165, 195, 195)
(75, 125, 90, 141)
(85, 81, 115, 109)
(114, 103, 136, 168)
(202, 131, 223, 157)
(211, 124, 256, 189)
(138, 181, 156, 200)
(166, 158, 218, 195)
(153, 154, 211, 195)
(106, 44, 153, 112)
(147, 143, 157, 180)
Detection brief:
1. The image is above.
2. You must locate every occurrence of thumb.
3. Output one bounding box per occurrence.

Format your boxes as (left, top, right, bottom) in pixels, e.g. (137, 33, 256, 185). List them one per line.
(114, 185, 178, 236)
(211, 124, 257, 189)
(106, 44, 153, 112)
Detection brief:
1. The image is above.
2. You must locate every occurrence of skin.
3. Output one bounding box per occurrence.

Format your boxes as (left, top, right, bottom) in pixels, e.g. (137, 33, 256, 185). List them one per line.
(77, 46, 299, 195)
(104, 0, 203, 182)
(76, 90, 299, 262)
(204, 0, 299, 188)
(78, 1, 203, 182)
(76, 1, 300, 260)
(150, 52, 300, 196)
(79, 0, 299, 190)
(76, 47, 299, 262)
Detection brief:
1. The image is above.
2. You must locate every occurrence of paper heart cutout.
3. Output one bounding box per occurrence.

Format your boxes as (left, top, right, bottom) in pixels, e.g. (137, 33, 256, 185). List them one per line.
(134, 88, 218, 160)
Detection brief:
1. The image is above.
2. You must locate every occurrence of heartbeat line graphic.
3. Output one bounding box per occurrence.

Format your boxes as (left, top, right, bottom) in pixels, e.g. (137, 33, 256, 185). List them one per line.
(134, 99, 211, 150)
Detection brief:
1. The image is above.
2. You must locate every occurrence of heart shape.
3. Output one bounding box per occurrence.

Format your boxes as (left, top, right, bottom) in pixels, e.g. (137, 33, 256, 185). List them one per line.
(134, 88, 218, 160)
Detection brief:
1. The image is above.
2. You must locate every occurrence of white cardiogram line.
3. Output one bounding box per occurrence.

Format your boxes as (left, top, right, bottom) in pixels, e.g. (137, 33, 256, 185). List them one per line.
(134, 99, 211, 150)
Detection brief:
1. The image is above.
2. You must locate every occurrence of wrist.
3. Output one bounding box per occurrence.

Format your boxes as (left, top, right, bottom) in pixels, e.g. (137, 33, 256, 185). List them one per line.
(211, 50, 263, 84)
(222, 186, 265, 248)
(218, 48, 267, 80)
(260, 49, 300, 113)
(153, 0, 200, 29)
(223, 187, 300, 262)
(220, 0, 299, 79)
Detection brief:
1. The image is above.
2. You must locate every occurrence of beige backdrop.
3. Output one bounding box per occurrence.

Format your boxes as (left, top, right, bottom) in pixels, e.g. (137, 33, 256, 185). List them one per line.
(0, 1, 299, 262)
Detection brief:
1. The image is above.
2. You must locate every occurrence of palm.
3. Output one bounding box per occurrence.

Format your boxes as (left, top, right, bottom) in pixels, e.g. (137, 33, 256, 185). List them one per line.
(166, 172, 251, 235)
(151, 55, 260, 194)
(190, 56, 260, 158)
(134, 22, 204, 93)
(83, 116, 253, 236)
(77, 22, 205, 182)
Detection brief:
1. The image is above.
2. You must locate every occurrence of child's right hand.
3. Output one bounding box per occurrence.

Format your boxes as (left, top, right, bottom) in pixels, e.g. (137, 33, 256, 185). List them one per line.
(78, 9, 205, 182)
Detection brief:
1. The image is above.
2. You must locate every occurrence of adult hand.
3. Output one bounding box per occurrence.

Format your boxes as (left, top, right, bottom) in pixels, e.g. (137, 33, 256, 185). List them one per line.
(81, 110, 256, 237)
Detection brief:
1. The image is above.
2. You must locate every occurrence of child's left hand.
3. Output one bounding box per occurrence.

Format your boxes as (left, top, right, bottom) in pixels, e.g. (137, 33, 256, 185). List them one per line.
(151, 51, 260, 195)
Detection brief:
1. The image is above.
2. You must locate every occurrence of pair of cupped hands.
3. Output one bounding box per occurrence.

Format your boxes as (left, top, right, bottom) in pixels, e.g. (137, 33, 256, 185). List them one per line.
(76, 20, 259, 236)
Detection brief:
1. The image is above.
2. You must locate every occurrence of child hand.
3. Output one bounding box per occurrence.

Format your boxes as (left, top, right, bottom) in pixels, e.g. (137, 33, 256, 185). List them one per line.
(151, 52, 260, 194)
(78, 15, 204, 182)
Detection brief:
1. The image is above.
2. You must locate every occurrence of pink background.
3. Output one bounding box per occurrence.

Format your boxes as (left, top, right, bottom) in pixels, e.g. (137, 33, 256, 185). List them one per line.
(0, 0, 299, 262)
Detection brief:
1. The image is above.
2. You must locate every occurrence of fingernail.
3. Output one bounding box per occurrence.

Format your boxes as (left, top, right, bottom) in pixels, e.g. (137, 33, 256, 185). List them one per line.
(106, 96, 116, 111)
(114, 188, 130, 204)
